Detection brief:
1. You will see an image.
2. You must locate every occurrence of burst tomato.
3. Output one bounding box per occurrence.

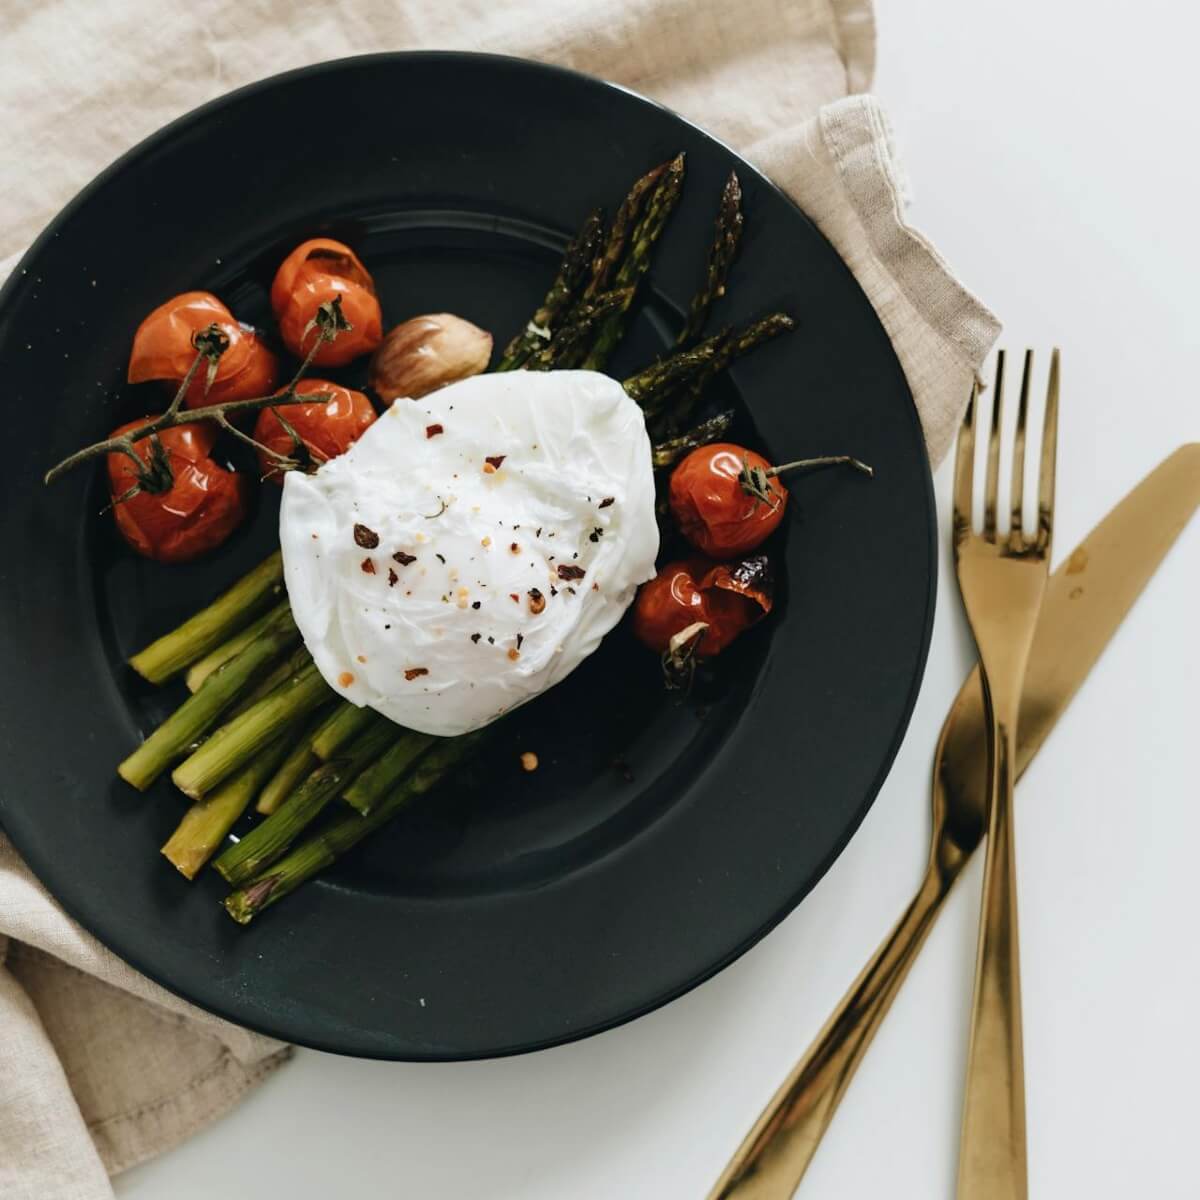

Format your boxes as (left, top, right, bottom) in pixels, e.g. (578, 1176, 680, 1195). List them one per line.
(632, 554, 773, 659)
(270, 239, 383, 367)
(669, 443, 786, 558)
(128, 291, 279, 410)
(253, 379, 378, 483)
(106, 418, 249, 563)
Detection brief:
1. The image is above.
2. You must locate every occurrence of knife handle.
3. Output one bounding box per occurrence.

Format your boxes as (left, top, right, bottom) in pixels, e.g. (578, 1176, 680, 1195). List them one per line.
(707, 860, 957, 1200)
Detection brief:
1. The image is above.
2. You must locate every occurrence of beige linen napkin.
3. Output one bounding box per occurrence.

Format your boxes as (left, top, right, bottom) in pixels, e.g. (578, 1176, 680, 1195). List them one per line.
(0, 1, 999, 1196)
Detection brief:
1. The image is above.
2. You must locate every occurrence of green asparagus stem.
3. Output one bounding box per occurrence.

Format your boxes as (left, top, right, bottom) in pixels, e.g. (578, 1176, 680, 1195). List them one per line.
(583, 153, 686, 370)
(171, 661, 331, 800)
(342, 730, 437, 815)
(184, 599, 292, 692)
(128, 551, 284, 684)
(496, 209, 605, 371)
(624, 312, 795, 413)
(311, 702, 379, 761)
(118, 606, 299, 791)
(650, 411, 736, 469)
(583, 160, 670, 302)
(224, 731, 486, 924)
(676, 171, 743, 347)
(214, 719, 401, 886)
(160, 731, 295, 880)
(524, 288, 634, 371)
(228, 645, 313, 720)
(255, 708, 330, 815)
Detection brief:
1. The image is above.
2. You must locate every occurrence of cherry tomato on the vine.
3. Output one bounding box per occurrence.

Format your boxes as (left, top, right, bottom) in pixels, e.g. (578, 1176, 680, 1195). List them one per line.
(106, 418, 249, 563)
(253, 379, 378, 483)
(632, 554, 773, 660)
(128, 291, 279, 410)
(270, 239, 383, 367)
(668, 443, 786, 558)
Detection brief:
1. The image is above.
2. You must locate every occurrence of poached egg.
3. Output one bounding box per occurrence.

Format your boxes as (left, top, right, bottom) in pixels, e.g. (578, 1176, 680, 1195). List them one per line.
(279, 370, 659, 736)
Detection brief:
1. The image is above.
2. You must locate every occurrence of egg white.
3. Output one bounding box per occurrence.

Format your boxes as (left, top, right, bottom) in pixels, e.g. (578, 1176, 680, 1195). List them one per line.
(279, 370, 659, 737)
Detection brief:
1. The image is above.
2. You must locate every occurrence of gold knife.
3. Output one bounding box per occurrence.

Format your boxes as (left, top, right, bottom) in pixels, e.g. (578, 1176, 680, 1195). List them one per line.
(709, 444, 1200, 1200)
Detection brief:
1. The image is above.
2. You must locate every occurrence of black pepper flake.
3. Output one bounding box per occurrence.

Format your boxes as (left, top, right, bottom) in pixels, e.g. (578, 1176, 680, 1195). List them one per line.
(599, 497, 615, 509)
(384, 624, 391, 630)
(361, 558, 376, 575)
(589, 527, 603, 543)
(567, 586, 577, 595)
(572, 552, 579, 560)
(485, 454, 506, 469)
(550, 586, 558, 597)
(536, 527, 542, 537)
(516, 633, 524, 650)
(435, 553, 446, 564)
(471, 600, 481, 610)
(470, 633, 482, 644)
(404, 667, 429, 681)
(426, 423, 444, 438)
(557, 564, 585, 581)
(353, 523, 380, 549)
(387, 568, 399, 586)
(487, 636, 495, 644)
(393, 551, 417, 566)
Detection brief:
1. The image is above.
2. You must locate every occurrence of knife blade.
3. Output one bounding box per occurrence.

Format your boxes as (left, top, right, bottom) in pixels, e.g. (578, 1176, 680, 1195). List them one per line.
(710, 443, 1200, 1200)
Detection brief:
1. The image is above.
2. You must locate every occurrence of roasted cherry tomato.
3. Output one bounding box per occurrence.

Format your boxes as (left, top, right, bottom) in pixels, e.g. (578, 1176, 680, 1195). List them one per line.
(253, 379, 378, 483)
(128, 291, 279, 410)
(632, 555, 773, 661)
(670, 442, 874, 557)
(270, 239, 383, 367)
(107, 418, 249, 563)
(669, 443, 786, 558)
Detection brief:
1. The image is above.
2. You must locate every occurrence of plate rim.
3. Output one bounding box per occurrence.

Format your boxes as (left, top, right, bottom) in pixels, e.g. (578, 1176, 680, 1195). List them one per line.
(0, 49, 937, 1059)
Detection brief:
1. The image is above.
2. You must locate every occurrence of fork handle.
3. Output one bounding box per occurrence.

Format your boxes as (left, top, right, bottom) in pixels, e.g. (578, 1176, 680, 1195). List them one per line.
(707, 861, 956, 1200)
(957, 711, 1027, 1200)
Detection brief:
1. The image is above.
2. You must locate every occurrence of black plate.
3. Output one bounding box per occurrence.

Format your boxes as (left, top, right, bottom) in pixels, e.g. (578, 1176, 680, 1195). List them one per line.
(0, 53, 934, 1059)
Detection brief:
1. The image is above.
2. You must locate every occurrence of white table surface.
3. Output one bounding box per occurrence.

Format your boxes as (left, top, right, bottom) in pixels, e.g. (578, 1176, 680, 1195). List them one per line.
(116, 2, 1200, 1196)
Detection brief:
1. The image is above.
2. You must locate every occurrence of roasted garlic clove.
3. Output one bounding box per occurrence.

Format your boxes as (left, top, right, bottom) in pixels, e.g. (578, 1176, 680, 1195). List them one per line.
(368, 313, 493, 403)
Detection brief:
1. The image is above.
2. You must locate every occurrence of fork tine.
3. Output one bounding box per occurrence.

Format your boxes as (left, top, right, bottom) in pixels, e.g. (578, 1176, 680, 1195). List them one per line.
(953, 380, 978, 535)
(983, 350, 1005, 538)
(1037, 347, 1060, 552)
(1010, 350, 1032, 537)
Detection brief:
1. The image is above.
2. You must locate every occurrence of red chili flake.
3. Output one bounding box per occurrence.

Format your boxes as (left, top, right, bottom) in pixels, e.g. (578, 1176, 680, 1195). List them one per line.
(387, 568, 399, 586)
(509, 593, 520, 603)
(528, 588, 545, 615)
(404, 667, 429, 681)
(599, 497, 615, 508)
(354, 523, 380, 549)
(556, 564, 586, 581)
(426, 424, 444, 438)
(509, 542, 520, 553)
(485, 454, 506, 470)
(361, 558, 376, 575)
(507, 647, 521, 661)
(470, 633, 482, 644)
(393, 551, 417, 566)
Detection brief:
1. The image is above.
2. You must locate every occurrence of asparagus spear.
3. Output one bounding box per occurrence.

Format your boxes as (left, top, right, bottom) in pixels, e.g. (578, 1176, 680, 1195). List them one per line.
(160, 731, 295, 880)
(214, 719, 400, 886)
(676, 171, 743, 347)
(228, 645, 313, 720)
(582, 153, 686, 371)
(171, 661, 331, 799)
(118, 606, 299, 791)
(342, 730, 436, 815)
(651, 411, 736, 469)
(311, 702, 380, 761)
(184, 599, 291, 692)
(256, 708, 330, 815)
(224, 731, 486, 924)
(583, 160, 670, 300)
(128, 551, 284, 684)
(524, 288, 633, 371)
(624, 312, 795, 412)
(496, 209, 604, 371)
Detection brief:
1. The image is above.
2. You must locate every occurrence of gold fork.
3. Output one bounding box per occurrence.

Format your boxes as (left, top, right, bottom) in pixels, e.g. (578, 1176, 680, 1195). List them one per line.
(953, 349, 1058, 1200)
